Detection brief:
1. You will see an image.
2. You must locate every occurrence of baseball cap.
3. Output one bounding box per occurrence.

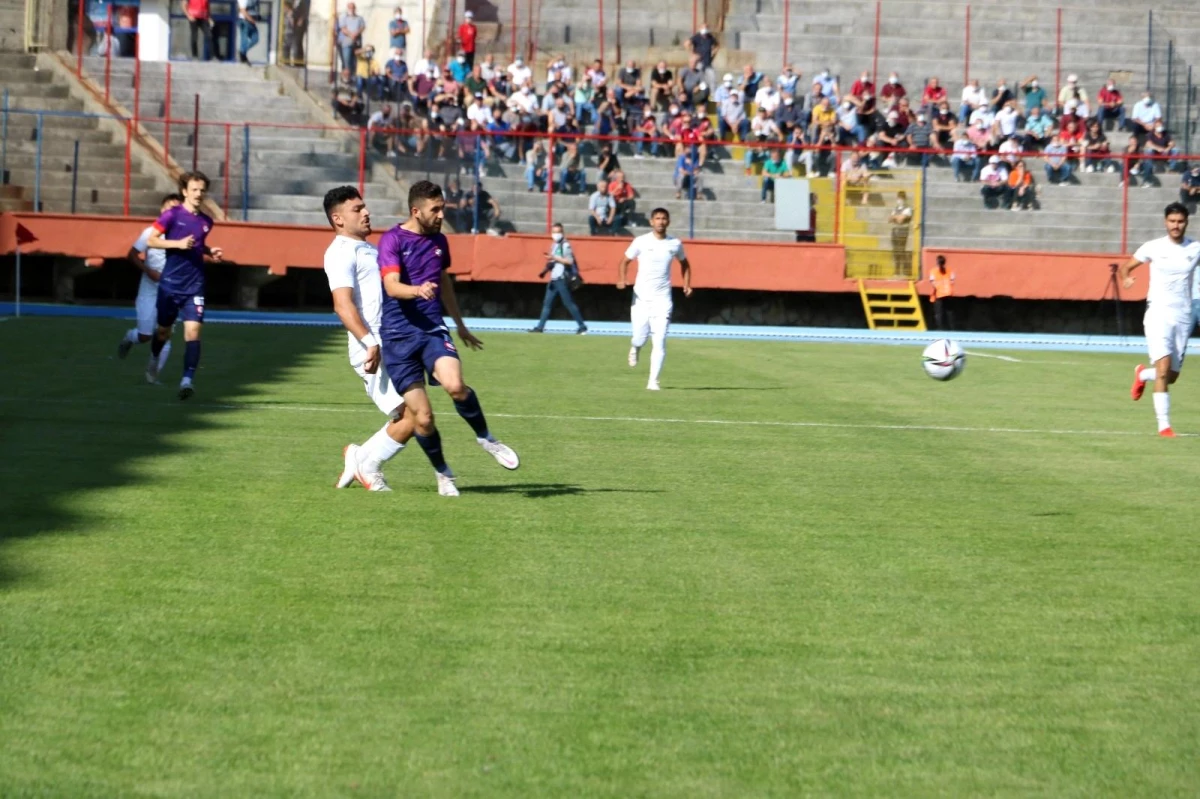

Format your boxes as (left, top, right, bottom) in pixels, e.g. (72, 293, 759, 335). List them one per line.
(723, 73, 734, 83)
(989, 155, 1000, 164)
(464, 10, 474, 17)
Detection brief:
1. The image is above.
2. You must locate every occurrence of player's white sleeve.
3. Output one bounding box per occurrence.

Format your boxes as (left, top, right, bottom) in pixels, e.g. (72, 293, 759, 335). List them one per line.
(624, 239, 641, 260)
(132, 226, 152, 255)
(1133, 240, 1153, 264)
(323, 244, 356, 292)
(674, 241, 687, 262)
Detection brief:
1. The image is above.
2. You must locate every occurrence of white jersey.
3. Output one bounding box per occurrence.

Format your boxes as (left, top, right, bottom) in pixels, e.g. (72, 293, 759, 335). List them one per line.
(323, 235, 384, 356)
(1135, 235, 1200, 321)
(625, 233, 686, 305)
(132, 225, 168, 299)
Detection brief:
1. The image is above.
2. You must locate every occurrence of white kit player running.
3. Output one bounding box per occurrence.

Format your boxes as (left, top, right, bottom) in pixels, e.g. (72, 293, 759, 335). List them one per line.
(322, 186, 415, 491)
(616, 207, 693, 390)
(117, 193, 182, 381)
(1123, 202, 1200, 437)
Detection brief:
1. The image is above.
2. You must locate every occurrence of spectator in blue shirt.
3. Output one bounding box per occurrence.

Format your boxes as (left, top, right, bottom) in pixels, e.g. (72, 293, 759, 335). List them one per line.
(674, 151, 703, 199)
(388, 7, 408, 51)
(486, 106, 516, 161)
(448, 51, 470, 83)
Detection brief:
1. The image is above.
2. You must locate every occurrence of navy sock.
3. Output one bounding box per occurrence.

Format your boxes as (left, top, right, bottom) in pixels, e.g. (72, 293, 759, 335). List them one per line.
(150, 335, 166, 358)
(183, 340, 201, 380)
(414, 429, 450, 474)
(453, 387, 490, 440)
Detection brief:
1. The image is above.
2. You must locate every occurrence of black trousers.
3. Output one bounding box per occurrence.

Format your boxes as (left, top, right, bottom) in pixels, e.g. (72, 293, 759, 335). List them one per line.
(189, 18, 212, 59)
(933, 297, 957, 330)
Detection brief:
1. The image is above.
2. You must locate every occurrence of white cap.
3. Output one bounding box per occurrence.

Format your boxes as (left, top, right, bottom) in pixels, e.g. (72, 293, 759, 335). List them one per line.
(1067, 73, 1077, 82)
(464, 10, 474, 17)
(723, 73, 734, 83)
(989, 155, 1001, 164)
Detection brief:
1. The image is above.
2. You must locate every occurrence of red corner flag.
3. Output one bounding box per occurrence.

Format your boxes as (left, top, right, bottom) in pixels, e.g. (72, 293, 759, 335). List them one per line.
(14, 223, 36, 246)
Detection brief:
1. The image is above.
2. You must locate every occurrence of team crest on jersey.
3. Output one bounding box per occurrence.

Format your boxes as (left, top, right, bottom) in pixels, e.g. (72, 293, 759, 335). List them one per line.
(435, 248, 443, 257)
(444, 339, 457, 352)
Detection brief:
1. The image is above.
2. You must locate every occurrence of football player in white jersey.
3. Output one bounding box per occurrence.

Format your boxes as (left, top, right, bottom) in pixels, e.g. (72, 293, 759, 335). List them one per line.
(322, 186, 415, 490)
(1122, 202, 1200, 437)
(616, 207, 693, 390)
(117, 193, 182, 382)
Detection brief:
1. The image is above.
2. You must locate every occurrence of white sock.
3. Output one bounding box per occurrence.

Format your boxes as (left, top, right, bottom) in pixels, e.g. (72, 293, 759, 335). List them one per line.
(1139, 367, 1157, 383)
(124, 328, 141, 344)
(360, 423, 404, 471)
(156, 340, 172, 371)
(1153, 392, 1171, 431)
(649, 338, 666, 383)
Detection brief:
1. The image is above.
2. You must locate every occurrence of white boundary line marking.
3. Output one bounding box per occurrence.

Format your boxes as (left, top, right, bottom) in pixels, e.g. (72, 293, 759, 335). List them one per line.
(0, 397, 1182, 438)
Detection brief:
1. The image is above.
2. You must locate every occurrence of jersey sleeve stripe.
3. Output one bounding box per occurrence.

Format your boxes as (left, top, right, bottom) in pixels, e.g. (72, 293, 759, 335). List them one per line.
(380, 265, 401, 276)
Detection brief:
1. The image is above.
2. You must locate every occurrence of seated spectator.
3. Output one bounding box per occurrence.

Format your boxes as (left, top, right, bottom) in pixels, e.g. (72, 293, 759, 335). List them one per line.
(649, 61, 674, 110)
(800, 80, 826, 129)
(848, 70, 878, 132)
(573, 77, 597, 125)
(448, 50, 470, 83)
(384, 48, 410, 103)
(597, 142, 620, 181)
(507, 83, 538, 123)
(814, 67, 839, 102)
(465, 92, 490, 127)
(921, 77, 947, 116)
(968, 101, 995, 132)
(485, 106, 516, 162)
(674, 149, 703, 199)
(392, 103, 424, 156)
(615, 59, 643, 106)
(1043, 135, 1072, 185)
(880, 71, 905, 110)
(741, 63, 766, 101)
(1141, 124, 1179, 182)
(747, 107, 782, 171)
(1020, 75, 1046, 114)
(633, 107, 664, 158)
(1005, 159, 1036, 210)
(837, 98, 866, 145)
(998, 135, 1021, 167)
(966, 117, 993, 151)
(1180, 166, 1200, 211)
(979, 155, 1009, 207)
(993, 100, 1020, 142)
(719, 86, 749, 142)
(808, 95, 837, 141)
(784, 123, 813, 174)
(524, 140, 546, 191)
(754, 79, 781, 117)
(594, 96, 618, 138)
(1121, 136, 1144, 187)
(462, 184, 501, 233)
(873, 110, 907, 167)
(761, 148, 789, 203)
(443, 176, 467, 229)
(409, 66, 437, 113)
(951, 130, 981, 181)
(678, 54, 706, 107)
(585, 58, 607, 90)
(932, 101, 957, 150)
(668, 108, 692, 153)
(588, 180, 616, 235)
(690, 79, 712, 111)
(714, 72, 735, 105)
(1058, 100, 1083, 133)
(1097, 79, 1125, 130)
(456, 118, 484, 164)
(332, 68, 365, 125)
(692, 115, 717, 167)
(1129, 91, 1162, 139)
(355, 44, 381, 99)
(892, 97, 913, 129)
(486, 69, 512, 102)
(1057, 73, 1088, 114)
(1060, 118, 1085, 162)
(545, 53, 571, 89)
(367, 102, 394, 152)
(841, 151, 872, 203)
(463, 64, 488, 98)
(905, 111, 933, 163)
(1082, 119, 1113, 173)
(1022, 106, 1054, 151)
(989, 78, 1014, 113)
(478, 52, 498, 81)
(848, 69, 875, 106)
(608, 169, 636, 226)
(507, 56, 532, 88)
(774, 93, 802, 140)
(435, 74, 460, 105)
(412, 50, 440, 79)
(558, 142, 586, 193)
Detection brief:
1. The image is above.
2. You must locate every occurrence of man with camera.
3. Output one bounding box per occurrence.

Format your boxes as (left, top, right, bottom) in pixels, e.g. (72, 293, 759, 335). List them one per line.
(529, 223, 587, 335)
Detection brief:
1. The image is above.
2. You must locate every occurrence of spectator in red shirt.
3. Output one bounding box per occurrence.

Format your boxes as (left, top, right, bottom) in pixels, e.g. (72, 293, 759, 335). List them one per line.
(1097, 79, 1125, 131)
(921, 77, 947, 116)
(457, 10, 477, 69)
(880, 71, 905, 111)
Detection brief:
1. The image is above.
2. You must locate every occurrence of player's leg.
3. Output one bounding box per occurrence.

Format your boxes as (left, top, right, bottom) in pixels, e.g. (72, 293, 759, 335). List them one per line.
(178, 318, 203, 400)
(1142, 315, 1183, 435)
(339, 358, 414, 491)
(431, 347, 520, 470)
(646, 310, 670, 390)
(629, 300, 650, 367)
(383, 337, 459, 495)
(148, 289, 181, 384)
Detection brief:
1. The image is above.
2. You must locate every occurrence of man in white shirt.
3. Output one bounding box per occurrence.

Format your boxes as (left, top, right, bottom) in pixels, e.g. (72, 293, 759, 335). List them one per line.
(958, 78, 987, 124)
(412, 50, 440, 79)
(546, 54, 572, 89)
(117, 193, 182, 382)
(466, 93, 490, 126)
(1123, 202, 1200, 436)
(1130, 91, 1163, 137)
(321, 185, 414, 490)
(507, 84, 537, 115)
(507, 56, 532, 88)
(616, 207, 693, 390)
(754, 83, 781, 115)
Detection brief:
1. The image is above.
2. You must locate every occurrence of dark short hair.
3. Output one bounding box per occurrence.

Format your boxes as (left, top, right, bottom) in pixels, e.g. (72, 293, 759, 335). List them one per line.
(650, 207, 670, 220)
(551, 221, 564, 230)
(936, 255, 947, 266)
(408, 179, 444, 211)
(1165, 202, 1190, 219)
(323, 185, 362, 227)
(161, 193, 183, 207)
(178, 171, 209, 190)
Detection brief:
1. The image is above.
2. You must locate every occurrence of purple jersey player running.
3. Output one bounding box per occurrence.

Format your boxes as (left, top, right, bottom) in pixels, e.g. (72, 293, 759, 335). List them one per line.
(378, 180, 519, 497)
(146, 171, 223, 400)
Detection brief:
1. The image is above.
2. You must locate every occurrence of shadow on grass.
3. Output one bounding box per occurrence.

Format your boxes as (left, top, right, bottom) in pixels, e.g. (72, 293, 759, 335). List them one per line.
(465, 483, 665, 499)
(0, 316, 343, 587)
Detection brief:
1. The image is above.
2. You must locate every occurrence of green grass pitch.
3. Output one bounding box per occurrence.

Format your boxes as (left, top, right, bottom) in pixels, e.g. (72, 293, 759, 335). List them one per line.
(1, 317, 1198, 797)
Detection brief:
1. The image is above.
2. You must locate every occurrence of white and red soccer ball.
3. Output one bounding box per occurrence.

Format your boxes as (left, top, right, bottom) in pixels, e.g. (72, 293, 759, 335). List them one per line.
(921, 339, 966, 381)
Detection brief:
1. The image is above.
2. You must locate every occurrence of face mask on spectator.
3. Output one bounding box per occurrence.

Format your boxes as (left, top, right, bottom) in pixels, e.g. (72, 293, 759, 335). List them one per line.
(457, 55, 465, 63)
(1155, 125, 1164, 133)
(394, 11, 402, 18)
(784, 98, 793, 105)
(889, 76, 898, 84)
(552, 232, 563, 242)
(1030, 80, 1038, 88)
(521, 86, 531, 94)
(844, 101, 852, 109)
(700, 26, 709, 34)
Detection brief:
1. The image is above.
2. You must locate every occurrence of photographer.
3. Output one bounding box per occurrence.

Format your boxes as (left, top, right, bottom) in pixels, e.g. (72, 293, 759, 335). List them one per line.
(529, 223, 587, 335)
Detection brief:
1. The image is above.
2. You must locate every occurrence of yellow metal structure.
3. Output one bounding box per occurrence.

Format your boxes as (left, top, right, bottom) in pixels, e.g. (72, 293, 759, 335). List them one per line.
(837, 164, 923, 280)
(857, 280, 927, 331)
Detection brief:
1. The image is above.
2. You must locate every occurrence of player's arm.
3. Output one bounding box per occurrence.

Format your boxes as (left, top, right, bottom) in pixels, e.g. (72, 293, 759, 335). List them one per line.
(382, 269, 438, 300)
(616, 255, 631, 289)
(679, 256, 693, 297)
(438, 272, 483, 350)
(147, 225, 194, 251)
(128, 234, 160, 282)
(1119, 256, 1145, 289)
(330, 286, 381, 373)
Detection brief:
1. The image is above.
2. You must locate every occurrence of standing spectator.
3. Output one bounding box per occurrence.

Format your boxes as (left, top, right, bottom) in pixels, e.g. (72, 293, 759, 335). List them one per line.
(761, 148, 788, 203)
(336, 2, 365, 73)
(530, 223, 587, 334)
(1005, 160, 1035, 210)
(615, 60, 643, 106)
(688, 22, 719, 74)
(1082, 119, 1113, 172)
(1043, 136, 1072, 185)
(888, 190, 913, 273)
(928, 255, 957, 330)
(1020, 75, 1047, 114)
(457, 10, 477, 69)
(1057, 74, 1087, 113)
(675, 149, 703, 199)
(1179, 166, 1200, 211)
(280, 0, 307, 65)
(1097, 79, 1125, 130)
(588, 181, 616, 235)
(184, 0, 212, 60)
(1022, 106, 1053, 151)
(650, 61, 674, 110)
(989, 78, 1013, 113)
(1129, 91, 1162, 138)
(236, 0, 260, 64)
(880, 72, 906, 111)
(950, 133, 980, 182)
(921, 77, 947, 116)
(979, 156, 1008, 208)
(388, 6, 409, 52)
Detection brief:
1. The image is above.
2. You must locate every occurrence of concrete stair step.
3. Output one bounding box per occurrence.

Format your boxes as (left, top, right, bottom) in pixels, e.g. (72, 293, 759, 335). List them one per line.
(6, 168, 158, 191)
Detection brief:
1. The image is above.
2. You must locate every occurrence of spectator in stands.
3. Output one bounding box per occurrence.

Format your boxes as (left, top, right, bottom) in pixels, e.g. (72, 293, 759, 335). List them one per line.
(714, 73, 735, 105)
(928, 255, 957, 329)
(367, 102, 394, 153)
(754, 77, 781, 117)
(1097, 79, 1125, 131)
(465, 92, 489, 126)
(1059, 118, 1085, 163)
(524, 140, 546, 191)
(741, 63, 766, 103)
(678, 54, 706, 107)
(814, 67, 839, 102)
(921, 77, 947, 117)
(966, 117, 992, 151)
(588, 180, 616, 235)
(508, 83, 538, 124)
(989, 78, 1013, 113)
(848, 70, 877, 132)
(457, 119, 484, 165)
(596, 143, 620, 182)
(507, 56, 532, 88)
(586, 58, 607, 89)
(1019, 75, 1046, 114)
(774, 93, 802, 141)
(609, 170, 636, 227)
(777, 64, 801, 96)
(389, 6, 409, 52)
(979, 155, 1008, 207)
(784, 123, 813, 174)
(443, 177, 467, 229)
(463, 184, 502, 234)
(486, 106, 516, 162)
(1082, 118, 1114, 173)
(675, 149, 703, 199)
(1043, 135, 1072, 185)
(650, 61, 674, 111)
(332, 67, 364, 125)
(889, 190, 913, 272)
(905, 112, 933, 164)
(993, 100, 1020, 142)
(184, 0, 212, 60)
(384, 48, 409, 103)
(968, 95, 995, 132)
(694, 115, 717, 165)
(932, 101, 956, 151)
(558, 143, 586, 193)
(1121, 136, 1143, 187)
(336, 2, 364, 72)
(354, 44, 381, 98)
(951, 130, 980, 182)
(800, 80, 825, 129)
(688, 22, 719, 74)
(633, 107, 664, 158)
(892, 97, 913, 128)
(448, 50, 470, 83)
(409, 66, 437, 113)
(1141, 124, 1179, 183)
(573, 76, 597, 126)
(761, 148, 788, 203)
(808, 96, 837, 146)
(998, 135, 1021, 167)
(615, 60, 643, 107)
(1129, 91, 1162, 139)
(1022, 106, 1054, 151)
(413, 50, 440, 78)
(881, 72, 906, 111)
(1056, 73, 1087, 114)
(1006, 159, 1035, 211)
(1180, 166, 1200, 211)
(456, 10, 477, 69)
(841, 152, 872, 204)
(837, 98, 866, 145)
(873, 110, 906, 168)
(691, 79, 712, 112)
(478, 52, 498, 81)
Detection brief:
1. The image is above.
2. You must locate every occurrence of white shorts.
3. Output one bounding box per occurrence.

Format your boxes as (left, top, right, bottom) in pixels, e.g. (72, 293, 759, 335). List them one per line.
(350, 347, 405, 419)
(1145, 312, 1192, 373)
(631, 298, 672, 343)
(135, 282, 159, 336)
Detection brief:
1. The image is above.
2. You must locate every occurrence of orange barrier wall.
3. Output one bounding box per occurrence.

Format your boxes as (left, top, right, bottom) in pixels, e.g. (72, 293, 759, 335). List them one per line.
(1, 213, 1141, 301)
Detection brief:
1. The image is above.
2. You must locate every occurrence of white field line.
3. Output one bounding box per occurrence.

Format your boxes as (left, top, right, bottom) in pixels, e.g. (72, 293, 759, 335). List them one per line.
(0, 397, 1184, 438)
(964, 350, 1083, 365)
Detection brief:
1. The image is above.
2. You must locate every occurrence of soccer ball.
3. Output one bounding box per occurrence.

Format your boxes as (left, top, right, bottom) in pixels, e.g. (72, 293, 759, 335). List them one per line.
(921, 339, 966, 381)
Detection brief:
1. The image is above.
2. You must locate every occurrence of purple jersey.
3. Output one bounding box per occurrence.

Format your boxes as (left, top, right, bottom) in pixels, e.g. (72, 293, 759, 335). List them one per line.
(378, 225, 452, 337)
(153, 205, 215, 296)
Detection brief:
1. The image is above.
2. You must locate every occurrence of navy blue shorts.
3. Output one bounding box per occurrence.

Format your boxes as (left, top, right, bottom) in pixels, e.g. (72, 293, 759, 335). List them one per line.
(382, 330, 460, 394)
(156, 288, 205, 326)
